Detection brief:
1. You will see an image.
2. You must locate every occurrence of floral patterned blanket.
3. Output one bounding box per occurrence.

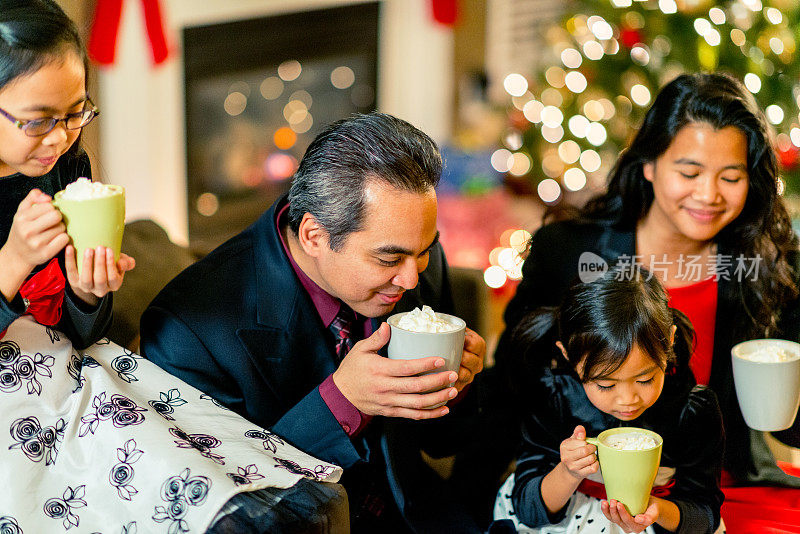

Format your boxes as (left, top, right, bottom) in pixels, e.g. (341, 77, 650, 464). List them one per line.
(0, 316, 342, 533)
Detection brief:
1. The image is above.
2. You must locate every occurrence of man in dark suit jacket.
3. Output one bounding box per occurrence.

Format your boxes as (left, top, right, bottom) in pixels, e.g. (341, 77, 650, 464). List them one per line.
(140, 113, 485, 533)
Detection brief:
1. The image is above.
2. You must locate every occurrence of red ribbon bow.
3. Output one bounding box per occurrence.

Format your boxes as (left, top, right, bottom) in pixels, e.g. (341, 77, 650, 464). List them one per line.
(0, 259, 65, 340)
(88, 0, 170, 66)
(20, 258, 66, 327)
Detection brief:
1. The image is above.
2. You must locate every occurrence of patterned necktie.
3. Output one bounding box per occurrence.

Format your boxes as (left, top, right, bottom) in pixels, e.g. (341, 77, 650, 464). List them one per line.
(329, 306, 356, 361)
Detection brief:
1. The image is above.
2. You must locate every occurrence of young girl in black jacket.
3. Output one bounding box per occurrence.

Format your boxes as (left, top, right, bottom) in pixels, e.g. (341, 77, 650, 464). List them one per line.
(493, 266, 724, 534)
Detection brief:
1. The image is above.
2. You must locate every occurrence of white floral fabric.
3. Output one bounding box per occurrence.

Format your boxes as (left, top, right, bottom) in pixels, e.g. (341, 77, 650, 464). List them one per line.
(0, 316, 342, 534)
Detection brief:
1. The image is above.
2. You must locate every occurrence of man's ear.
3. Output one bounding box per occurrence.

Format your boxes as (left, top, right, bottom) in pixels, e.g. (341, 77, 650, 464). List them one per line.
(669, 324, 677, 347)
(296, 213, 329, 257)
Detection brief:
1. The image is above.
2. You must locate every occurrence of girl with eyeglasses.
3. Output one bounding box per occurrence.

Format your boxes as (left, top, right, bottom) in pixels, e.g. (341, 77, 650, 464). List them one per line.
(0, 0, 134, 347)
(0, 3, 347, 532)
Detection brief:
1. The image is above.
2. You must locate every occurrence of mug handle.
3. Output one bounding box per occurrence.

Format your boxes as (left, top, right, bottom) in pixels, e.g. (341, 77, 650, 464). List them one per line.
(586, 437, 599, 446)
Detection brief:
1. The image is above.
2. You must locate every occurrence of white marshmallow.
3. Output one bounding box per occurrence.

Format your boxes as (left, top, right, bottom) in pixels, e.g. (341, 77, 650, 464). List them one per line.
(395, 306, 459, 333)
(740, 345, 797, 363)
(605, 432, 657, 451)
(60, 178, 120, 200)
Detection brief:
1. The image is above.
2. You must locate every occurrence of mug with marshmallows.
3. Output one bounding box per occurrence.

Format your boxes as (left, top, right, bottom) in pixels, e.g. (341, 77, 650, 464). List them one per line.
(387, 305, 466, 408)
(730, 339, 800, 432)
(52, 178, 125, 275)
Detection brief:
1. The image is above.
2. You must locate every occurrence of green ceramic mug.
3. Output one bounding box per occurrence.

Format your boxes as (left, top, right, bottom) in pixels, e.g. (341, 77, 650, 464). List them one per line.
(52, 185, 125, 275)
(586, 427, 663, 516)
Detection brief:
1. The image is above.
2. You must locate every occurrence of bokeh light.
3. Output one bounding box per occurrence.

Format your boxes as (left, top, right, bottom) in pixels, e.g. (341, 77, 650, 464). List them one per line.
(541, 125, 565, 143)
(630, 84, 651, 106)
(264, 153, 298, 181)
(537, 178, 561, 203)
(504, 73, 529, 96)
(580, 149, 602, 172)
(484, 266, 507, 288)
(766, 104, 784, 125)
(564, 71, 588, 93)
(558, 140, 581, 164)
(197, 193, 219, 217)
(274, 127, 297, 150)
(523, 100, 544, 123)
(330, 66, 355, 89)
(224, 92, 247, 116)
(260, 76, 284, 100)
(563, 168, 587, 191)
(491, 149, 514, 172)
(278, 60, 302, 81)
(561, 48, 583, 69)
(744, 73, 762, 93)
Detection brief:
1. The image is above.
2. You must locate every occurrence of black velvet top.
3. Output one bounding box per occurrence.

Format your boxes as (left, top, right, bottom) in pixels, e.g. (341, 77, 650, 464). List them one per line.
(0, 151, 112, 348)
(508, 326, 725, 534)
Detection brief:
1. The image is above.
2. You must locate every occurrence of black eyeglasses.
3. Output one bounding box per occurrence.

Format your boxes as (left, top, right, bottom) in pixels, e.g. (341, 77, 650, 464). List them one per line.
(0, 97, 99, 137)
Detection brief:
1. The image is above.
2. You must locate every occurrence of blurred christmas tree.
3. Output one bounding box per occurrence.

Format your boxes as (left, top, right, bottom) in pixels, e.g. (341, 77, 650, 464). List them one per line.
(494, 0, 800, 203)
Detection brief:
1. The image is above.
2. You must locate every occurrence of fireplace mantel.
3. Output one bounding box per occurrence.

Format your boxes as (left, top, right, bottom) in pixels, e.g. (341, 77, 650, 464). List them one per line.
(98, 0, 453, 245)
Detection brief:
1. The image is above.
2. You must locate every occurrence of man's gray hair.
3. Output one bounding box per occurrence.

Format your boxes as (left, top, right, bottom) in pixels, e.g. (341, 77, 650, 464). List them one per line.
(287, 112, 441, 251)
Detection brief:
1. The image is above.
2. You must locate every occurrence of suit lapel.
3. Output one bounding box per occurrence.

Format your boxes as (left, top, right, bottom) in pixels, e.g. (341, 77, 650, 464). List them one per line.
(236, 198, 337, 407)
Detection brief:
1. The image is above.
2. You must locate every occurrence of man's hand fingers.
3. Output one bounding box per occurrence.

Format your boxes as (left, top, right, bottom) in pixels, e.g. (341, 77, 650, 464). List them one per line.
(379, 405, 450, 420)
(395, 370, 458, 394)
(387, 355, 447, 377)
(463, 328, 486, 357)
(386, 386, 456, 410)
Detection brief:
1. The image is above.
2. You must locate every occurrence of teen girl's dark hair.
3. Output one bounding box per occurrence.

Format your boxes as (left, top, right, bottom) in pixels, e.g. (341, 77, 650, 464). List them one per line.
(512, 265, 694, 382)
(572, 72, 797, 340)
(0, 0, 89, 158)
(0, 0, 88, 90)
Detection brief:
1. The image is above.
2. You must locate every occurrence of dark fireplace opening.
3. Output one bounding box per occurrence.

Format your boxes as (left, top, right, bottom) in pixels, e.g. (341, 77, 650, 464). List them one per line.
(184, 3, 379, 254)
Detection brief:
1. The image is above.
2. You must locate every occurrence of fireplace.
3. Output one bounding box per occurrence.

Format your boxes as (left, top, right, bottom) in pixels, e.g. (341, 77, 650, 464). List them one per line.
(183, 3, 379, 253)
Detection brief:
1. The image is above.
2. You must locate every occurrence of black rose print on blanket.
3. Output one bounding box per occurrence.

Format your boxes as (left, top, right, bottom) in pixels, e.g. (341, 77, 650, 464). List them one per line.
(148, 389, 187, 421)
(110, 350, 142, 383)
(45, 326, 60, 343)
(170, 427, 225, 465)
(199, 393, 230, 410)
(44, 485, 86, 530)
(110, 439, 144, 501)
(274, 457, 336, 481)
(66, 354, 98, 393)
(244, 429, 285, 453)
(152, 468, 210, 534)
(226, 464, 266, 486)
(9, 416, 66, 465)
(0, 515, 22, 533)
(89, 521, 137, 534)
(80, 393, 147, 437)
(0, 340, 54, 395)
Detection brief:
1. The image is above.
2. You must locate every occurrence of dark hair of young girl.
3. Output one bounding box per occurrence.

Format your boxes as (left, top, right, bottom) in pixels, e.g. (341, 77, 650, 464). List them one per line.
(0, 0, 89, 156)
(547, 72, 797, 342)
(511, 265, 695, 386)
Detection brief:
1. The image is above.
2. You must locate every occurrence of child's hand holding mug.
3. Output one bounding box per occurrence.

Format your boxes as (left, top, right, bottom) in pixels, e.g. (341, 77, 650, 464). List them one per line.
(601, 497, 659, 533)
(4, 189, 69, 271)
(559, 425, 599, 480)
(52, 180, 135, 305)
(64, 243, 135, 304)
